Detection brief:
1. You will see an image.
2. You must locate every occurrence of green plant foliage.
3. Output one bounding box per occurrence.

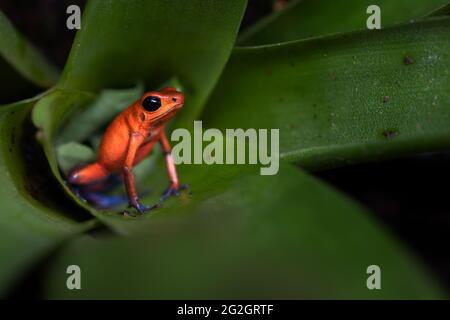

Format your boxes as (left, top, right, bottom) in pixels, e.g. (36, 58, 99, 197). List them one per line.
(0, 11, 59, 103)
(57, 142, 95, 175)
(0, 0, 449, 299)
(239, 0, 450, 45)
(44, 163, 444, 299)
(29, 78, 448, 298)
(204, 18, 450, 170)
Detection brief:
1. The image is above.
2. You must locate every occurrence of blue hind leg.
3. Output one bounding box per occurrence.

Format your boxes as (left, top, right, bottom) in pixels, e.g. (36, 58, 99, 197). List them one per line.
(70, 174, 129, 209)
(69, 173, 152, 210)
(82, 191, 129, 209)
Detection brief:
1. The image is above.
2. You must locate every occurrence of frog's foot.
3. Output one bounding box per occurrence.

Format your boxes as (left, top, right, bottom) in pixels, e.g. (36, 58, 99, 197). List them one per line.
(160, 184, 189, 202)
(129, 197, 161, 214)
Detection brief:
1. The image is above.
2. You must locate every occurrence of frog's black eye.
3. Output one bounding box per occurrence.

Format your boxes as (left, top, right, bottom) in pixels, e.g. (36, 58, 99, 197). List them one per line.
(142, 96, 161, 112)
(172, 97, 177, 102)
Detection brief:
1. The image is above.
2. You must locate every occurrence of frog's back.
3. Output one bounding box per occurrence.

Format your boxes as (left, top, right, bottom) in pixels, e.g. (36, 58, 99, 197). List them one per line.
(97, 111, 132, 172)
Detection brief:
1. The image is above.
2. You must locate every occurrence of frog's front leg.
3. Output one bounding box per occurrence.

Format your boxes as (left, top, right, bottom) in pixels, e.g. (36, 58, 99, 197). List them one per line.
(123, 132, 157, 213)
(159, 131, 189, 202)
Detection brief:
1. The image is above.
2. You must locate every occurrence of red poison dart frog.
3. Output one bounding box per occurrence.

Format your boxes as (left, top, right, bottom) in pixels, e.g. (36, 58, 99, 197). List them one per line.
(68, 87, 188, 213)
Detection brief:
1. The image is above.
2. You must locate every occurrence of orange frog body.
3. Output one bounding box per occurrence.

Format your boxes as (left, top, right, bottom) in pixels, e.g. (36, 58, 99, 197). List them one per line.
(68, 87, 187, 213)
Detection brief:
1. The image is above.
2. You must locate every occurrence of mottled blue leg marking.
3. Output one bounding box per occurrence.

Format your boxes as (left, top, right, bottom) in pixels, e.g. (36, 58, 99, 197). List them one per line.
(68, 173, 153, 210)
(82, 192, 129, 209)
(68, 174, 129, 209)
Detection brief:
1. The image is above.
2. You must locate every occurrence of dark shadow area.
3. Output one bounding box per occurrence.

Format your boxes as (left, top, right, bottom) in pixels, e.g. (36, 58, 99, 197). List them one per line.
(315, 153, 450, 291)
(240, 0, 274, 32)
(0, 58, 42, 104)
(0, 0, 86, 68)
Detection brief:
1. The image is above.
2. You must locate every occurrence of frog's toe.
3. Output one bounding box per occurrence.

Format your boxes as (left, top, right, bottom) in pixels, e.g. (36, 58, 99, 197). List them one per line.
(160, 184, 189, 202)
(129, 199, 161, 214)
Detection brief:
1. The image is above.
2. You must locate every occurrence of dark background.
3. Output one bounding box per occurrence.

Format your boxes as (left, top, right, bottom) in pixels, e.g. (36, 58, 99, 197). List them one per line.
(1, 0, 449, 294)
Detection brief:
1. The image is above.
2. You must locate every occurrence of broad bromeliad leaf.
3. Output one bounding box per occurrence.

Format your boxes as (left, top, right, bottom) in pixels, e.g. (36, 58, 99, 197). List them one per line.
(43, 163, 445, 299)
(0, 97, 93, 296)
(0, 11, 59, 104)
(238, 0, 450, 45)
(203, 18, 450, 170)
(57, 0, 248, 126)
(30, 82, 447, 297)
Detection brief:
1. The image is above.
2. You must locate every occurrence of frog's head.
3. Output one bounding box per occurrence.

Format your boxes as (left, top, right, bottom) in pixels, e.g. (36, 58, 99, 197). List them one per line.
(139, 87, 184, 124)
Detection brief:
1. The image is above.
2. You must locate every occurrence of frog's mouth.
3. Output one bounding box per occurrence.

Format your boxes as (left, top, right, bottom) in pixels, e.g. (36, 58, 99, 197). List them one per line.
(152, 103, 184, 124)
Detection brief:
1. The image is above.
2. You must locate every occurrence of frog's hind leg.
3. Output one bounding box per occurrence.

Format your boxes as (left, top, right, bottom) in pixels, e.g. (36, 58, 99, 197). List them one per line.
(68, 162, 109, 185)
(83, 173, 122, 193)
(67, 163, 127, 209)
(81, 191, 128, 209)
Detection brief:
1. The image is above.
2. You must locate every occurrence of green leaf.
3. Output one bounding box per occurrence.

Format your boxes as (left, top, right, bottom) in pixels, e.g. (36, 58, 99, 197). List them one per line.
(0, 98, 93, 296)
(0, 11, 59, 103)
(238, 0, 450, 45)
(26, 9, 446, 297)
(203, 18, 450, 170)
(44, 163, 445, 299)
(58, 0, 248, 125)
(57, 142, 95, 176)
